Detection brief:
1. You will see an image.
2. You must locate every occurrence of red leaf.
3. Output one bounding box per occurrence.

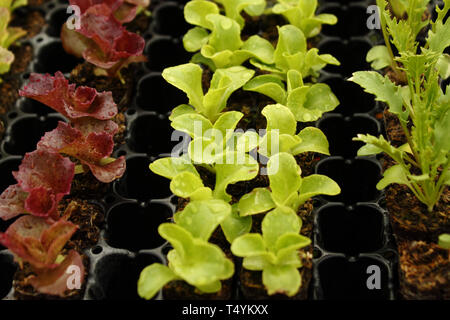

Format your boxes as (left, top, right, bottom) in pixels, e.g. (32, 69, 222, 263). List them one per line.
(88, 155, 126, 183)
(19, 72, 117, 121)
(61, 3, 146, 75)
(0, 184, 28, 220)
(0, 216, 78, 270)
(28, 250, 85, 297)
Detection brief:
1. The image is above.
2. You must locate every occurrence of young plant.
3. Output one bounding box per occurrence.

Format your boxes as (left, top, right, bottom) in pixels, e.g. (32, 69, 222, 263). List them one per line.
(138, 217, 234, 299)
(231, 205, 310, 296)
(0, 149, 74, 220)
(162, 63, 254, 122)
(213, 0, 266, 29)
(248, 24, 340, 81)
(0, 7, 26, 76)
(183, 0, 274, 70)
(438, 234, 450, 249)
(258, 104, 330, 157)
(351, 51, 449, 212)
(367, 0, 450, 82)
(232, 152, 339, 296)
(69, 0, 150, 23)
(0, 214, 85, 297)
(272, 0, 337, 38)
(19, 72, 126, 183)
(61, 2, 146, 77)
(237, 152, 340, 218)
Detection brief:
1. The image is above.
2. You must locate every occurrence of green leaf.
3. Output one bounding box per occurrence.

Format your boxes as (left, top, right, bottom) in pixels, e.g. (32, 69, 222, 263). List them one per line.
(160, 223, 234, 288)
(354, 134, 405, 164)
(172, 113, 213, 139)
(169, 104, 194, 121)
(213, 111, 243, 139)
(183, 27, 210, 52)
(149, 156, 198, 180)
(275, 233, 310, 263)
(438, 233, 450, 250)
(296, 174, 341, 208)
(427, 13, 450, 54)
(220, 205, 252, 243)
(240, 35, 275, 64)
(206, 14, 243, 52)
(262, 206, 301, 252)
(262, 104, 297, 135)
(214, 153, 259, 201)
(377, 164, 409, 190)
(292, 127, 330, 155)
(174, 199, 231, 240)
(203, 66, 254, 121)
(243, 75, 286, 104)
(215, 0, 265, 28)
(366, 45, 393, 70)
(287, 83, 339, 122)
(238, 188, 276, 216)
(349, 71, 407, 123)
(138, 264, 178, 300)
(0, 46, 13, 74)
(262, 265, 301, 297)
(170, 171, 212, 201)
(274, 24, 307, 72)
(436, 54, 450, 79)
(267, 153, 301, 206)
(231, 233, 266, 257)
(184, 0, 219, 29)
(162, 63, 204, 113)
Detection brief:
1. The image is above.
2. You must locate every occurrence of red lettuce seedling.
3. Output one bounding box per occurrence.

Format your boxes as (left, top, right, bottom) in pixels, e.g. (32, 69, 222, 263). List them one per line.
(19, 72, 117, 122)
(38, 121, 126, 183)
(70, 0, 149, 23)
(61, 3, 146, 76)
(0, 149, 75, 220)
(0, 215, 85, 297)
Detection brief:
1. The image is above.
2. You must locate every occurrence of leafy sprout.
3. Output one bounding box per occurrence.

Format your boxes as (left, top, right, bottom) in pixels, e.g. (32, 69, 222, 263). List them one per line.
(183, 0, 274, 70)
(272, 0, 337, 38)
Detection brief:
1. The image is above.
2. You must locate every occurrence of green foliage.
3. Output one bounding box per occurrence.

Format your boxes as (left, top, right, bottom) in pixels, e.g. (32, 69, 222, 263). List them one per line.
(259, 104, 330, 156)
(183, 0, 273, 69)
(214, 0, 266, 29)
(162, 63, 254, 122)
(438, 233, 450, 249)
(231, 205, 311, 296)
(0, 0, 27, 12)
(351, 52, 450, 212)
(0, 6, 26, 75)
(249, 24, 339, 80)
(272, 0, 337, 38)
(138, 223, 234, 299)
(238, 152, 340, 216)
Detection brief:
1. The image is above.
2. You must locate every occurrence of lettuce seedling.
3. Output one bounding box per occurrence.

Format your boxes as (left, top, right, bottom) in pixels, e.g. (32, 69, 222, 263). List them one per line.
(38, 121, 126, 183)
(150, 155, 255, 242)
(61, 3, 146, 76)
(438, 234, 450, 249)
(249, 24, 340, 80)
(272, 0, 337, 38)
(259, 104, 330, 157)
(138, 223, 234, 300)
(69, 0, 149, 23)
(0, 215, 85, 297)
(351, 51, 449, 212)
(0, 149, 75, 220)
(231, 205, 311, 296)
(162, 63, 254, 122)
(367, 0, 450, 81)
(214, 0, 266, 29)
(183, 0, 274, 69)
(237, 152, 340, 217)
(0, 7, 26, 76)
(244, 68, 339, 122)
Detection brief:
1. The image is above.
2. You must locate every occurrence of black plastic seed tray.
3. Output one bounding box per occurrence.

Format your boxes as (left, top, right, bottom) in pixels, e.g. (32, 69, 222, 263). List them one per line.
(0, 0, 409, 300)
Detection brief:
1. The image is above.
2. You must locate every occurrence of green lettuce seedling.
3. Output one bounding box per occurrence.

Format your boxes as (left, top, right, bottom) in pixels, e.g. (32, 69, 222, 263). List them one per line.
(237, 152, 340, 217)
(231, 205, 311, 296)
(367, 0, 450, 81)
(438, 234, 450, 250)
(0, 7, 26, 76)
(351, 51, 449, 212)
(150, 155, 255, 242)
(183, 0, 274, 69)
(249, 24, 340, 80)
(272, 0, 337, 38)
(162, 63, 254, 122)
(138, 222, 234, 300)
(259, 104, 330, 157)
